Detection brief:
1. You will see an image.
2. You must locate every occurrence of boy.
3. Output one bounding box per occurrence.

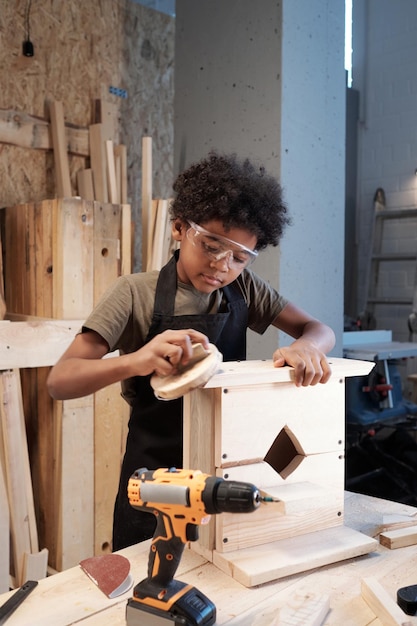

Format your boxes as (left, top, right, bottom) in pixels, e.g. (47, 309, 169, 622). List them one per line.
(47, 151, 335, 550)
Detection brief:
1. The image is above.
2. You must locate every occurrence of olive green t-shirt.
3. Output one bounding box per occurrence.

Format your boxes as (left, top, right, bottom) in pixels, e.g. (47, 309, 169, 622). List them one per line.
(82, 268, 288, 402)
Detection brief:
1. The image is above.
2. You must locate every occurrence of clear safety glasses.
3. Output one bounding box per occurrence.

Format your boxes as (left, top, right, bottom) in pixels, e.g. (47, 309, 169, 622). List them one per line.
(186, 221, 258, 270)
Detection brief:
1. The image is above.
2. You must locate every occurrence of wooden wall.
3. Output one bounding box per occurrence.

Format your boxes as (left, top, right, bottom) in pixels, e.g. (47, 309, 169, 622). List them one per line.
(0, 0, 175, 269)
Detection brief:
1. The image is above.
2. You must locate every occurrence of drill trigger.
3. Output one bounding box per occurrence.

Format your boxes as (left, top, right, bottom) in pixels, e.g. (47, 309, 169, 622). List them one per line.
(185, 523, 199, 542)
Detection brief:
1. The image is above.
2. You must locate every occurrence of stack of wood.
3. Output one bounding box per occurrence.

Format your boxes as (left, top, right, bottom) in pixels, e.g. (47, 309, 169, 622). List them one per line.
(0, 100, 177, 588)
(0, 98, 133, 586)
(49, 99, 127, 205)
(1, 198, 131, 580)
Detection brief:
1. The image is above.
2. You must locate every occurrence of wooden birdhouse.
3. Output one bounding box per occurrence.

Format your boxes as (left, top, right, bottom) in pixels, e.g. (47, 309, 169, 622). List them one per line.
(183, 357, 377, 587)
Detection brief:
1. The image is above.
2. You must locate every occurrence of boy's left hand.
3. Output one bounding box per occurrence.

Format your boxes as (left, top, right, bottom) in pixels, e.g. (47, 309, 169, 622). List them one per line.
(272, 342, 332, 387)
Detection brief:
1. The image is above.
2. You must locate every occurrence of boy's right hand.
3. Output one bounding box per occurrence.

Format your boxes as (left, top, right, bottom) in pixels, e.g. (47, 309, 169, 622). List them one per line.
(139, 329, 210, 377)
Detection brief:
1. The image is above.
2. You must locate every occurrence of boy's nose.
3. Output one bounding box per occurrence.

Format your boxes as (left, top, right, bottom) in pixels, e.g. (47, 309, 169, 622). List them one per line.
(210, 250, 232, 270)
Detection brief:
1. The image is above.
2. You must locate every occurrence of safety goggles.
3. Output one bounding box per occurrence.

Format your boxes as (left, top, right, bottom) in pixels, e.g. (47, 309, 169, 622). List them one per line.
(186, 221, 258, 269)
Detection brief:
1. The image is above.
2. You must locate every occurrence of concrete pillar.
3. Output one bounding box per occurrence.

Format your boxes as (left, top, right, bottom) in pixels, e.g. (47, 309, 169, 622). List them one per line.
(174, 0, 345, 358)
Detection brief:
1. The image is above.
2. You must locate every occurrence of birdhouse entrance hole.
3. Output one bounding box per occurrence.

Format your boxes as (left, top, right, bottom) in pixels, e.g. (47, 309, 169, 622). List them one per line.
(264, 426, 306, 479)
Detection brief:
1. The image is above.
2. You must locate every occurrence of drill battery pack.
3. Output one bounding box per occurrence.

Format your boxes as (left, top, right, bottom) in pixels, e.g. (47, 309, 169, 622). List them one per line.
(126, 582, 216, 626)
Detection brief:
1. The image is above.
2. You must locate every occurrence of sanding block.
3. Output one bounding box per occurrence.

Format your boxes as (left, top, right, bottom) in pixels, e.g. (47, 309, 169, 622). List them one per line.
(150, 342, 222, 400)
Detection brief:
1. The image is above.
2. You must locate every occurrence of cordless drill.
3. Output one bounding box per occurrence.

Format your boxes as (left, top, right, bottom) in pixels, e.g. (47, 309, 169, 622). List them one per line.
(126, 467, 263, 626)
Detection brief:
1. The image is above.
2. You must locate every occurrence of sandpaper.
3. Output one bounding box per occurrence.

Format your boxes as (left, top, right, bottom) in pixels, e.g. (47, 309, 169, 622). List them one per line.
(79, 554, 133, 598)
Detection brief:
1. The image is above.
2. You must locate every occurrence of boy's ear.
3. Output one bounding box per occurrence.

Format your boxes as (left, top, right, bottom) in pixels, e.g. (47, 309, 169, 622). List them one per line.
(172, 219, 185, 242)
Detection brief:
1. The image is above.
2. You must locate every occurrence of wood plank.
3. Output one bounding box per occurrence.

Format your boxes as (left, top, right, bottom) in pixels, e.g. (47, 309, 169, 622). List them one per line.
(215, 480, 343, 553)
(0, 370, 36, 585)
(58, 394, 94, 570)
(380, 526, 417, 550)
(150, 199, 168, 270)
(77, 169, 95, 201)
(114, 151, 121, 203)
(49, 101, 72, 198)
(52, 199, 95, 569)
(162, 198, 174, 265)
(216, 380, 345, 467)
(114, 144, 127, 204)
(183, 390, 218, 556)
(92, 202, 129, 555)
(22, 366, 58, 569)
(121, 204, 132, 276)
(141, 136, 152, 270)
(105, 140, 118, 203)
(0, 108, 89, 156)
(34, 200, 54, 318)
(2, 200, 54, 318)
(93, 100, 117, 142)
(0, 451, 9, 593)
(361, 577, 413, 626)
(213, 525, 377, 588)
(0, 320, 82, 369)
(217, 452, 344, 493)
(89, 124, 108, 203)
(3, 204, 31, 314)
(52, 198, 94, 319)
(23, 548, 49, 582)
(204, 357, 374, 389)
(0, 230, 6, 320)
(146, 198, 158, 271)
(92, 203, 121, 304)
(93, 383, 128, 555)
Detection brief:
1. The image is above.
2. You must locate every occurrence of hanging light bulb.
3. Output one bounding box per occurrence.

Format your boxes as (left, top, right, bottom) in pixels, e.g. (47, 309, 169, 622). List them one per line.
(22, 0, 34, 57)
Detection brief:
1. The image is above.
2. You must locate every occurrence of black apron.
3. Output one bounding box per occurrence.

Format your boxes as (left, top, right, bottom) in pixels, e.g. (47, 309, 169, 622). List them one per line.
(112, 252, 248, 550)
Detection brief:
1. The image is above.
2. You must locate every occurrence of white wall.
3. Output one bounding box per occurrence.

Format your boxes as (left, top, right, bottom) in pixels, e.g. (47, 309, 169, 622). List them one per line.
(175, 0, 345, 358)
(353, 0, 417, 340)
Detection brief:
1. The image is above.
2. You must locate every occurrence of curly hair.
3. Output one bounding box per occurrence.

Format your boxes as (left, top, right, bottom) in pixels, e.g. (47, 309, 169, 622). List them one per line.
(169, 151, 291, 251)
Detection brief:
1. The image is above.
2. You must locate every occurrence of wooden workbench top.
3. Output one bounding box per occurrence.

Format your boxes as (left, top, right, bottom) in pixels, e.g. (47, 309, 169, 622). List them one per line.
(1, 492, 417, 625)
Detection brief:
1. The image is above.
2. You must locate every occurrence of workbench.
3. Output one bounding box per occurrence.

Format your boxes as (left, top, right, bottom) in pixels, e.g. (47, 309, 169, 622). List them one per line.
(1, 492, 417, 625)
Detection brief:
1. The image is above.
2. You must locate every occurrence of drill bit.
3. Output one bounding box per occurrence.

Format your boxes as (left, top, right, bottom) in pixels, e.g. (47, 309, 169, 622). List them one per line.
(259, 490, 281, 503)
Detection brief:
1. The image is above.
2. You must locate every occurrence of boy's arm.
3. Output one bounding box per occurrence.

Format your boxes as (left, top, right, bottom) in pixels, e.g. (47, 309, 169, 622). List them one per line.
(46, 329, 210, 400)
(271, 302, 336, 387)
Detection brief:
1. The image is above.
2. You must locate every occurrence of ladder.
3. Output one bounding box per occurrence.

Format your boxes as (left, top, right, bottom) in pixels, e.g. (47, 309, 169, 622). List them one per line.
(359, 188, 417, 336)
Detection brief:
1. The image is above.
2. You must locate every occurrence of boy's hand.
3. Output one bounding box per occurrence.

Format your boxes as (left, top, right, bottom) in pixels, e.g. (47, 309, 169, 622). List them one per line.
(138, 329, 211, 377)
(272, 341, 332, 387)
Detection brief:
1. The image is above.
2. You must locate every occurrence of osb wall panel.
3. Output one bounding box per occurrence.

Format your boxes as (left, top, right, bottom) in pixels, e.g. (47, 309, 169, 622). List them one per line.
(0, 0, 174, 269)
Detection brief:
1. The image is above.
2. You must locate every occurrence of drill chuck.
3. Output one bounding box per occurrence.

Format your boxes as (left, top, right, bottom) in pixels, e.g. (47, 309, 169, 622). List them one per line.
(202, 476, 261, 514)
